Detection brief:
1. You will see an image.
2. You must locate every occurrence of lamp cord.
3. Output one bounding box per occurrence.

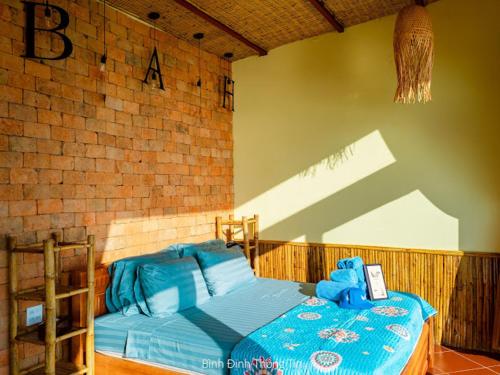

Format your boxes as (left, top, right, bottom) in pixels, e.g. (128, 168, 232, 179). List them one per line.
(103, 0, 106, 55)
(198, 38, 202, 122)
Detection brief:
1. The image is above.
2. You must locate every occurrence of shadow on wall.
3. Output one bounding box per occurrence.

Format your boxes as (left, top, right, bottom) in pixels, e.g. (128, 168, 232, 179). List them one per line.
(237, 129, 460, 250)
(233, 0, 500, 252)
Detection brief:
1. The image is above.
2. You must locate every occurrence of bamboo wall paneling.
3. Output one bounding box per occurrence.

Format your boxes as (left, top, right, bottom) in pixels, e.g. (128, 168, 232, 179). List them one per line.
(7, 234, 96, 375)
(257, 240, 500, 353)
(493, 273, 500, 351)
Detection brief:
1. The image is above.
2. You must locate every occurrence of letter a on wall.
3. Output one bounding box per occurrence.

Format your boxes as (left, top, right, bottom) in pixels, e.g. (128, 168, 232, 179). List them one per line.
(143, 47, 165, 90)
(22, 1, 73, 60)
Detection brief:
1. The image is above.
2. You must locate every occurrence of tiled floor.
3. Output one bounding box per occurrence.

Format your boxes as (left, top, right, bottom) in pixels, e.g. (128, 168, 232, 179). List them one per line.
(428, 345, 500, 374)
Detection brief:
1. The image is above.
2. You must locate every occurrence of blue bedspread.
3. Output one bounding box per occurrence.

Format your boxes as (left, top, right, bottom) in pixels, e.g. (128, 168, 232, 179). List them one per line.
(230, 291, 436, 375)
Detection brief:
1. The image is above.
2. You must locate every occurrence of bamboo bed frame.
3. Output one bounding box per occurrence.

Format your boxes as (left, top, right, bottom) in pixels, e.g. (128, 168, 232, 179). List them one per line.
(71, 266, 434, 375)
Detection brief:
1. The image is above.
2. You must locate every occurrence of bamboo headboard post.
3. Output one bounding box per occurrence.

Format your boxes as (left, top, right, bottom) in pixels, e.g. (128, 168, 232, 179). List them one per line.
(242, 216, 250, 260)
(253, 214, 260, 277)
(215, 216, 222, 239)
(52, 232, 62, 285)
(227, 214, 234, 241)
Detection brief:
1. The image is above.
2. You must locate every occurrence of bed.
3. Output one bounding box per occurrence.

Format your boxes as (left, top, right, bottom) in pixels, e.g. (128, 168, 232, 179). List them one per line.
(71, 250, 435, 375)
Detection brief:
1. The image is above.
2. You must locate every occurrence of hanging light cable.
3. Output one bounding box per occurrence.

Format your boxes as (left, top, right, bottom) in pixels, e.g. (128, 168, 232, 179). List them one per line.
(149, 12, 161, 89)
(193, 33, 204, 123)
(44, 0, 51, 17)
(223, 52, 233, 82)
(99, 0, 107, 73)
(152, 25, 157, 82)
(44, 0, 52, 28)
(222, 52, 235, 111)
(194, 33, 204, 88)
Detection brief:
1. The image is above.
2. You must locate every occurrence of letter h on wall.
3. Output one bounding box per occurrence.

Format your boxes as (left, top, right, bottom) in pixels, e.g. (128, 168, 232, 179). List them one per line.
(223, 76, 235, 112)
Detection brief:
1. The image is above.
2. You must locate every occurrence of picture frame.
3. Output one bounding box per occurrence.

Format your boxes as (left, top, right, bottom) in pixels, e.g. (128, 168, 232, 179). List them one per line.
(363, 264, 388, 301)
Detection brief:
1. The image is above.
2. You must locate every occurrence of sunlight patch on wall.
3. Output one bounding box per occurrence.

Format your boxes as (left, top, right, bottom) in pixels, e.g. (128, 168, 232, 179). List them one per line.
(322, 190, 459, 250)
(97, 211, 230, 263)
(291, 235, 307, 243)
(236, 130, 396, 232)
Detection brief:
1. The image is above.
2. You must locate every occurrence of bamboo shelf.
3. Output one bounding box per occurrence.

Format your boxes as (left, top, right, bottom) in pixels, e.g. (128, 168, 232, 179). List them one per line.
(15, 286, 89, 301)
(216, 215, 260, 276)
(19, 361, 87, 375)
(7, 234, 96, 375)
(16, 327, 89, 346)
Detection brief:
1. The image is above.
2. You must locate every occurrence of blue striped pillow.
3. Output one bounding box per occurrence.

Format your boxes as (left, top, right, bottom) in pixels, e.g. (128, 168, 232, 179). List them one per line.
(137, 257, 211, 317)
(105, 249, 180, 316)
(176, 239, 227, 258)
(197, 248, 256, 296)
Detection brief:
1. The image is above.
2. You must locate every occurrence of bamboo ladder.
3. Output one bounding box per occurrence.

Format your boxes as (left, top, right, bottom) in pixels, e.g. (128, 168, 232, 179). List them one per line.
(7, 234, 95, 375)
(215, 215, 260, 276)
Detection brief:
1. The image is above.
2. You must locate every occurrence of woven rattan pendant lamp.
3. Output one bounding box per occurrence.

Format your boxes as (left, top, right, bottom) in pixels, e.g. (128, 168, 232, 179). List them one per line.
(393, 5, 434, 103)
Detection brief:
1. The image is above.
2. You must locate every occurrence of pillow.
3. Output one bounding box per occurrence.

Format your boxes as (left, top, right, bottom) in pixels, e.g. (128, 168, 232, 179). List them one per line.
(105, 249, 180, 315)
(162, 242, 196, 256)
(175, 239, 226, 258)
(136, 257, 210, 317)
(197, 248, 256, 296)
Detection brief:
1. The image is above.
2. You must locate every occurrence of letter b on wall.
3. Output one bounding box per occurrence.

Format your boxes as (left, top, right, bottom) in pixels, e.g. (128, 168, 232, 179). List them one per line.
(22, 1, 73, 60)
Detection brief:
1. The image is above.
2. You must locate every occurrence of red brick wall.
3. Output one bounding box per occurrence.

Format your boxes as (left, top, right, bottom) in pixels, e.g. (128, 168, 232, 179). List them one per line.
(0, 0, 233, 372)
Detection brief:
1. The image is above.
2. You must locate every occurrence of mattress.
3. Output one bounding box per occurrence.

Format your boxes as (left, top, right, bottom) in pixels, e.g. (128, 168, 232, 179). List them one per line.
(95, 278, 315, 374)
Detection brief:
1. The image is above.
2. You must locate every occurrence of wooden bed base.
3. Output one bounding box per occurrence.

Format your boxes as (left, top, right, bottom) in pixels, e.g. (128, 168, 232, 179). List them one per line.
(94, 352, 189, 375)
(72, 266, 434, 375)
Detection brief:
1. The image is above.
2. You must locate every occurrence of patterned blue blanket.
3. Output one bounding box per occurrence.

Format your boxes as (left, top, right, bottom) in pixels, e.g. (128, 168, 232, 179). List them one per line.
(230, 291, 436, 375)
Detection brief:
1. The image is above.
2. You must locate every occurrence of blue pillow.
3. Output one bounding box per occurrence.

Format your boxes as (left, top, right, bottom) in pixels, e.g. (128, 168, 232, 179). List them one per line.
(163, 242, 196, 256)
(172, 239, 226, 258)
(137, 257, 210, 317)
(105, 249, 180, 315)
(197, 248, 256, 296)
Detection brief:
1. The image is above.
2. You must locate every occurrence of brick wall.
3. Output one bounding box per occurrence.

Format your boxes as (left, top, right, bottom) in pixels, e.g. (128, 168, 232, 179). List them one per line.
(0, 0, 234, 372)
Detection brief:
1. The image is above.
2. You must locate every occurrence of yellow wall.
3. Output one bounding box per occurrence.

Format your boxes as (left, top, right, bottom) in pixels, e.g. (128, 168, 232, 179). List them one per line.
(233, 0, 500, 252)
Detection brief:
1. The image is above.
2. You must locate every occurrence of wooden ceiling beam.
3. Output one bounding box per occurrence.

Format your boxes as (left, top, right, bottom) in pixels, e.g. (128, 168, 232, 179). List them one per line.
(172, 0, 268, 56)
(307, 0, 344, 33)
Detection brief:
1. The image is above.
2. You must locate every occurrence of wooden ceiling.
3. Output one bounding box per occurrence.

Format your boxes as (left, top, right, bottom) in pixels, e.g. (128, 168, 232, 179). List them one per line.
(107, 0, 437, 60)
